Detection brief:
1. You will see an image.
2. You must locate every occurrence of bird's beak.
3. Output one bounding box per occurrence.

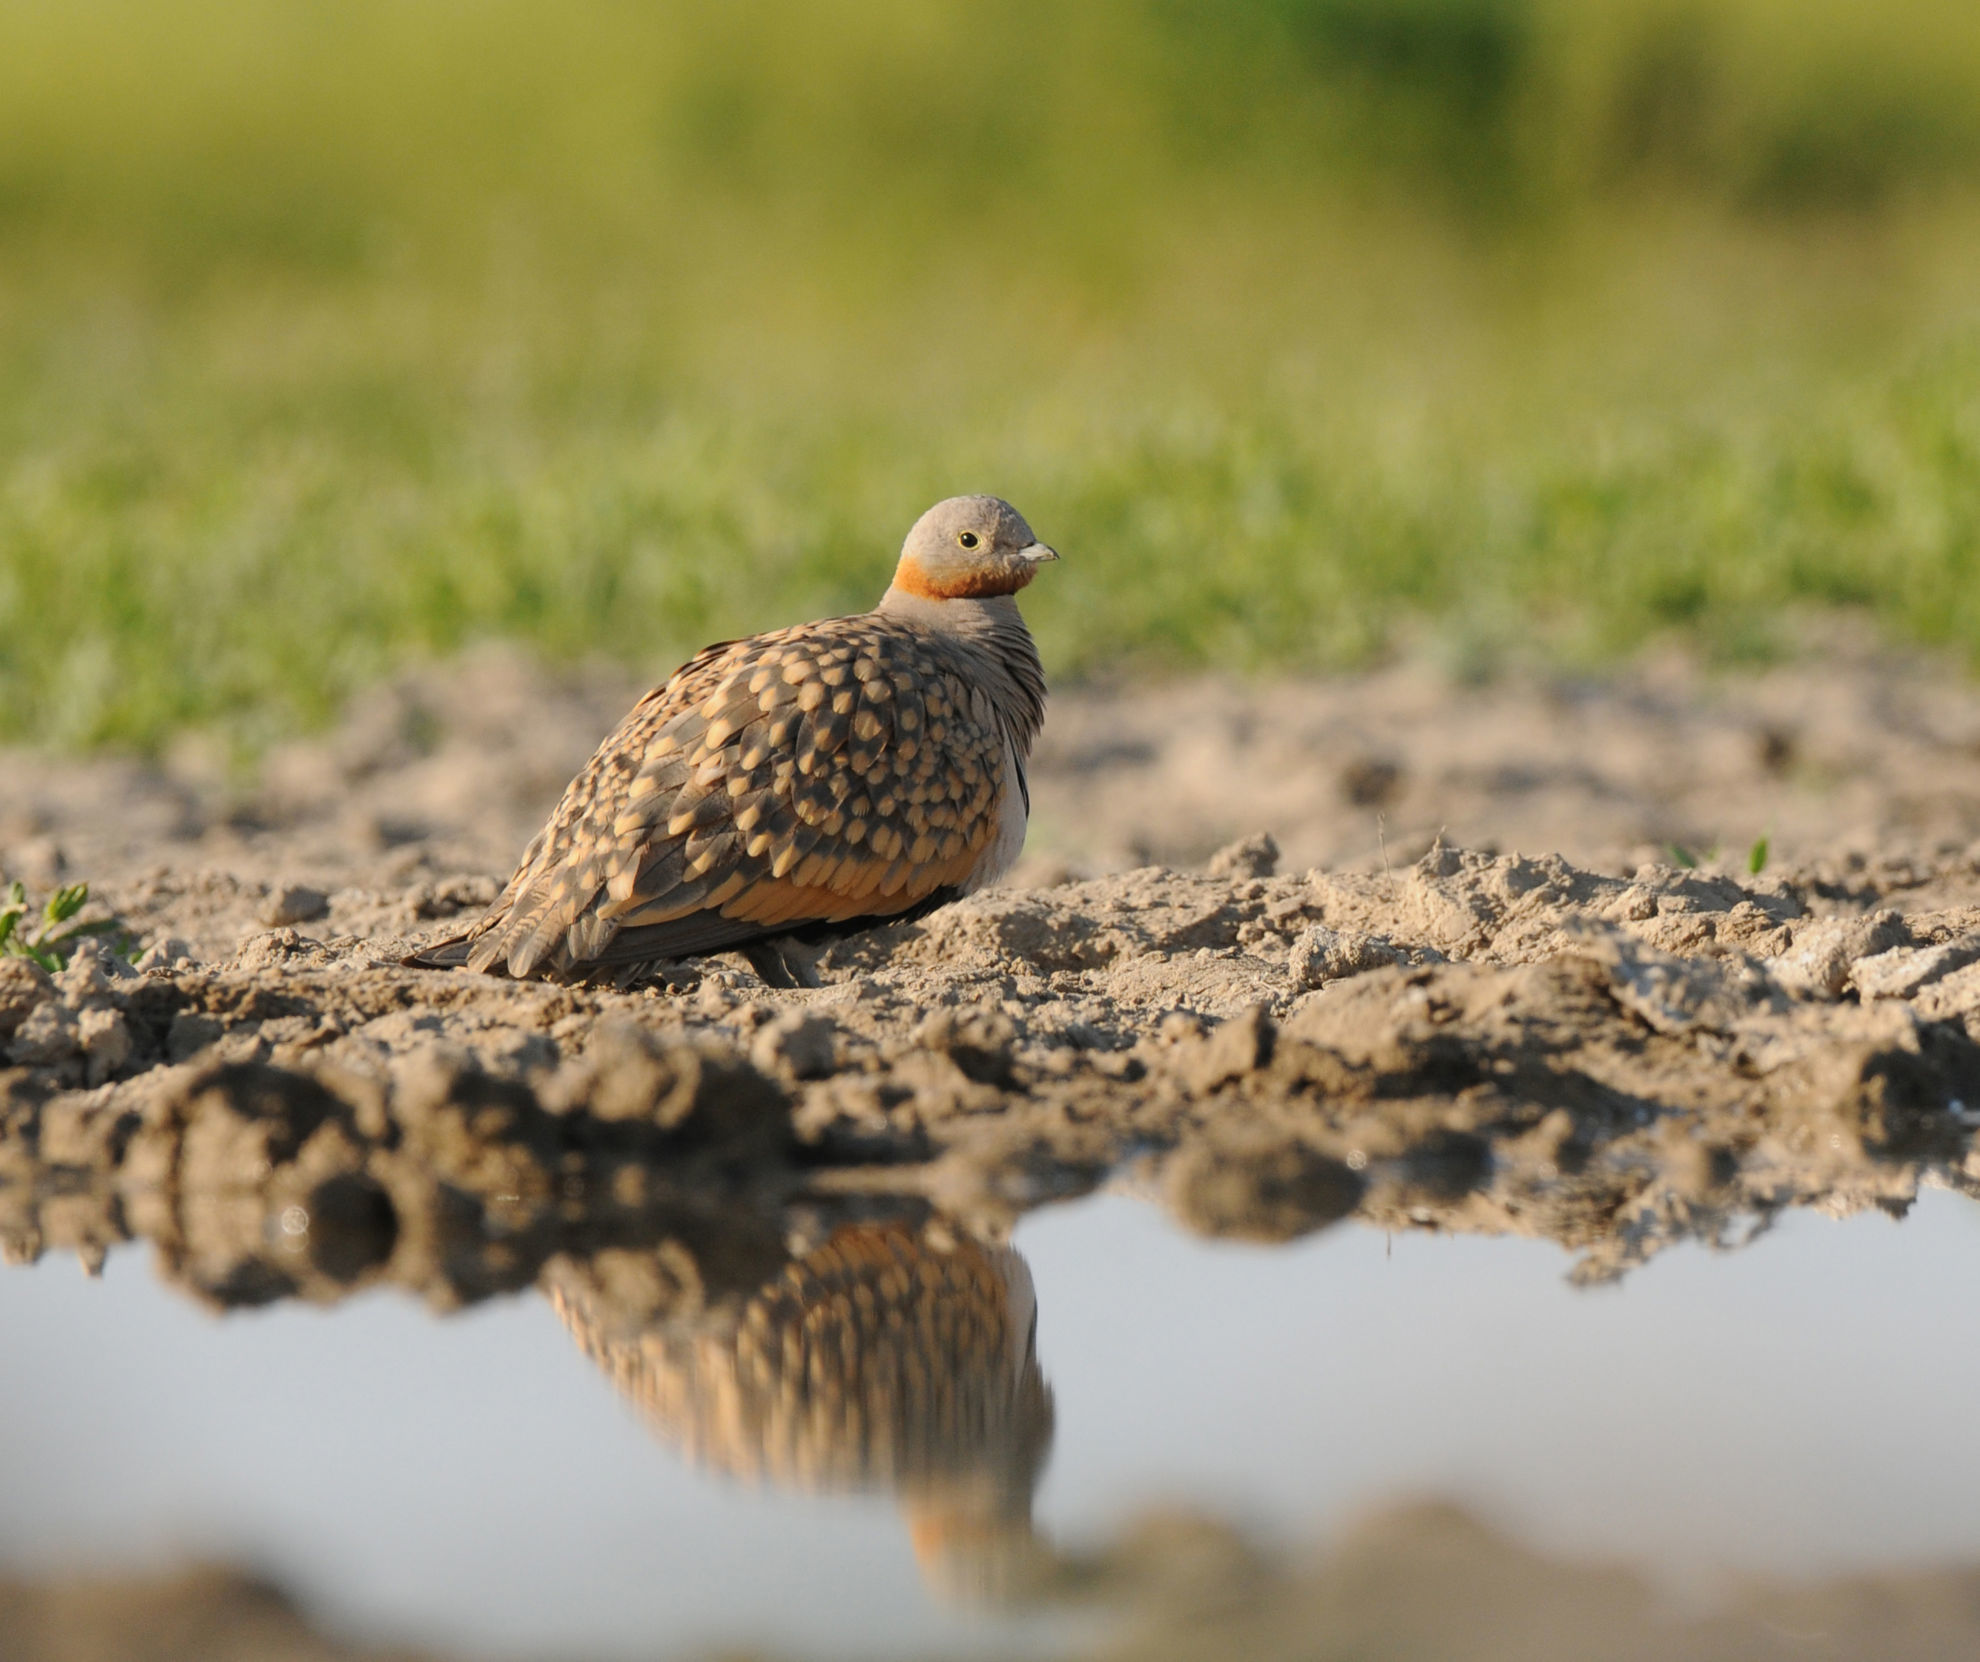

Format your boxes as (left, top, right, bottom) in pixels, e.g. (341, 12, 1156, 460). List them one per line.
(1016, 542, 1060, 564)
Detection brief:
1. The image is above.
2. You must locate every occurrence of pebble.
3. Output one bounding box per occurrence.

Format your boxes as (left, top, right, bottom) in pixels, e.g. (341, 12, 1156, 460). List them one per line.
(135, 937, 198, 972)
(1288, 924, 1401, 990)
(262, 884, 329, 927)
(750, 1011, 840, 1080)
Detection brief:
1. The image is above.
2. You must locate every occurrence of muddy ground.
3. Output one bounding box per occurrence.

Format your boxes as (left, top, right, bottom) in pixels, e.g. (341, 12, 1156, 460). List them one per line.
(8, 645, 1980, 1290)
(11, 646, 1980, 1660)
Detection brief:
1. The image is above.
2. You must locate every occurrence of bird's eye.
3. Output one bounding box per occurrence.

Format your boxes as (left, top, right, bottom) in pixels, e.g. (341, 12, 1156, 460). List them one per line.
(957, 530, 980, 549)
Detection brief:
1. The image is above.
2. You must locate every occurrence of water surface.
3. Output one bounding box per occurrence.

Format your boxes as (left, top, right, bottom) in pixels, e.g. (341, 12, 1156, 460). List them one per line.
(6, 1185, 1980, 1657)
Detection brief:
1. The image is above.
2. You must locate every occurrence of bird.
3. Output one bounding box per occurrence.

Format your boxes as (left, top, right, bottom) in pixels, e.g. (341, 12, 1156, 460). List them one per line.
(411, 495, 1058, 982)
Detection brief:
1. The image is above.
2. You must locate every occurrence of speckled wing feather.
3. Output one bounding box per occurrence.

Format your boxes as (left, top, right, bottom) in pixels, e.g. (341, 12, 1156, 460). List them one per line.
(440, 616, 1010, 979)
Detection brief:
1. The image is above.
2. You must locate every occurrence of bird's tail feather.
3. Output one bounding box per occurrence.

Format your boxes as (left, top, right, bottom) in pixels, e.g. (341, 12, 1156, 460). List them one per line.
(401, 934, 484, 972)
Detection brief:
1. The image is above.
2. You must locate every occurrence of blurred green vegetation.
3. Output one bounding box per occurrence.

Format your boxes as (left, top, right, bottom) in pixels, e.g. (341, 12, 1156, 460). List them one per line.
(3, 0, 1980, 748)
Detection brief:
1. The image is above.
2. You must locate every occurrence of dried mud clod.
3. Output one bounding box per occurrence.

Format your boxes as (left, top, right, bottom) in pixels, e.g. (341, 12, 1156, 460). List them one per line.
(1, 1025, 796, 1311)
(9, 835, 1980, 1291)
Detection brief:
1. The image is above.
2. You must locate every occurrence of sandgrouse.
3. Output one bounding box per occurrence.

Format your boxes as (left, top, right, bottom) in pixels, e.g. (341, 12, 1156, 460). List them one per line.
(415, 496, 1057, 981)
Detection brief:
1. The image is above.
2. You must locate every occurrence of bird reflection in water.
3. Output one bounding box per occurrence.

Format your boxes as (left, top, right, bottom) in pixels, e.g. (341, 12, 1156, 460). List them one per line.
(551, 1218, 1054, 1602)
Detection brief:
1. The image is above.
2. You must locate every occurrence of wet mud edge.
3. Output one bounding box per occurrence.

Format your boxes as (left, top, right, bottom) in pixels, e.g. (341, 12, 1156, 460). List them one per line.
(8, 834, 1980, 1308)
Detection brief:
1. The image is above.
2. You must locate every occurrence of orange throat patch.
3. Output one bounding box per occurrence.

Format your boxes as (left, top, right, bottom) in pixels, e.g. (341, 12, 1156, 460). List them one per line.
(891, 554, 1036, 601)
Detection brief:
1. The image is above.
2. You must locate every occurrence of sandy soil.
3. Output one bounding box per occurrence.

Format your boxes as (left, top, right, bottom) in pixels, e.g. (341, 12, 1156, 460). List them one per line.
(7, 647, 1980, 1283)
(11, 638, 1980, 895)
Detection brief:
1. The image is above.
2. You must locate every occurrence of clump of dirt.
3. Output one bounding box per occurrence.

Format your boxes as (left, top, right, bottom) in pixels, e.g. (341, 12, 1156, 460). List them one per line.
(0, 1016, 796, 1311)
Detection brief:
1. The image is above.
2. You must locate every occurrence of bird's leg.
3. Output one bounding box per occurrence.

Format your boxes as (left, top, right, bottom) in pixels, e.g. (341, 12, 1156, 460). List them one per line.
(778, 936, 825, 989)
(742, 936, 823, 990)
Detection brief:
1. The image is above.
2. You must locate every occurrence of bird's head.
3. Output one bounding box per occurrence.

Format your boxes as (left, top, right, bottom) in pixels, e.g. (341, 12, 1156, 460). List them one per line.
(889, 496, 1059, 602)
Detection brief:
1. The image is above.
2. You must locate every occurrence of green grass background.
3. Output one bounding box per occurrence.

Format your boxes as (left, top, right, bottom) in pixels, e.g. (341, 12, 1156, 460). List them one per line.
(4, 0, 1980, 750)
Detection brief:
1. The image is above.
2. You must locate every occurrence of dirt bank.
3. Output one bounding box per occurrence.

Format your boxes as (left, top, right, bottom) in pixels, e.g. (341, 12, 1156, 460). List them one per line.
(7, 655, 1980, 1288)
(11, 649, 1980, 1283)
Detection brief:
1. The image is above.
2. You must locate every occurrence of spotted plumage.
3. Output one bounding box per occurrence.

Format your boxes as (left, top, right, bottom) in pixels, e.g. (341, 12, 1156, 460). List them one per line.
(552, 1223, 1050, 1498)
(414, 496, 1057, 980)
(550, 1221, 1053, 1600)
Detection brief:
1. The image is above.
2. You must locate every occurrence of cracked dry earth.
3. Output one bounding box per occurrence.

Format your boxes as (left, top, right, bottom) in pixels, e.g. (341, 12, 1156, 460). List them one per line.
(9, 650, 1980, 1307)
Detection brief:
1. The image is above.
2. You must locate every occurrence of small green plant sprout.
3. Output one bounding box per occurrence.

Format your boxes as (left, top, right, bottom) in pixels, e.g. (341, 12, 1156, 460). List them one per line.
(1747, 835, 1770, 876)
(0, 881, 133, 973)
(1667, 843, 1700, 870)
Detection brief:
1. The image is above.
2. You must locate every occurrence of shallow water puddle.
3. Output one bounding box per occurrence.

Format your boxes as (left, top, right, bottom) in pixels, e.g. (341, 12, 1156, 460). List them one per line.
(1023, 1191, 1980, 1582)
(5, 1189, 1980, 1658)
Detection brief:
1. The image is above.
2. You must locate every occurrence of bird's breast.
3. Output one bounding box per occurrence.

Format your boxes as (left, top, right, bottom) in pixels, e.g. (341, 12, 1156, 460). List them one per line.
(961, 733, 1029, 893)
